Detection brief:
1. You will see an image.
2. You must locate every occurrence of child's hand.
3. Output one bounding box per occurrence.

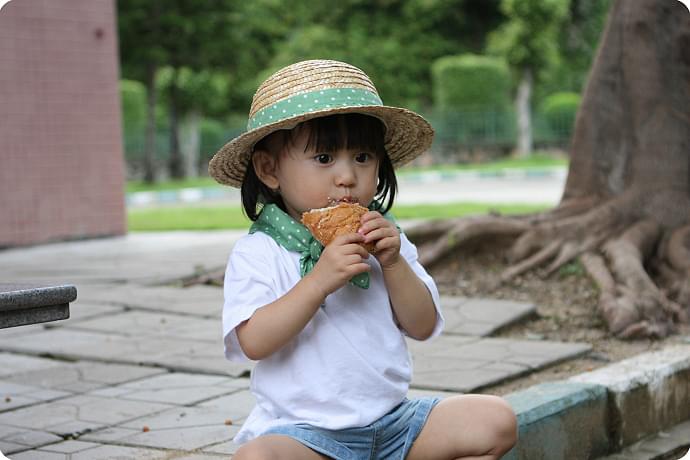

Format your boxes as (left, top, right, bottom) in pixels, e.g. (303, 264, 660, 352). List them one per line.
(359, 211, 401, 269)
(308, 233, 371, 298)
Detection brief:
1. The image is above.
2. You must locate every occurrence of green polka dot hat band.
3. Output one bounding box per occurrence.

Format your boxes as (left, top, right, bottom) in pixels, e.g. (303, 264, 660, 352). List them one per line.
(208, 59, 435, 188)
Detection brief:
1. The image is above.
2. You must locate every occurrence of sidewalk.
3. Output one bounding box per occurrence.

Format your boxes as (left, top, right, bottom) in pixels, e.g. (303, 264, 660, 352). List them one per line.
(0, 229, 688, 459)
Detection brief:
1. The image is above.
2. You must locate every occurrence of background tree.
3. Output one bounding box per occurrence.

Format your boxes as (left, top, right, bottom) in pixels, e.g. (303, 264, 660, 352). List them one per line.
(118, 0, 612, 178)
(410, 0, 690, 339)
(487, 0, 568, 157)
(118, 0, 236, 180)
(156, 68, 230, 177)
(118, 0, 167, 182)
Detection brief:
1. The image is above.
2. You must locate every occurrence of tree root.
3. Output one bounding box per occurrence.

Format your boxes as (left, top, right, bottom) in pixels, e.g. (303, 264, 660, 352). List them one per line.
(411, 195, 690, 339)
(411, 215, 529, 268)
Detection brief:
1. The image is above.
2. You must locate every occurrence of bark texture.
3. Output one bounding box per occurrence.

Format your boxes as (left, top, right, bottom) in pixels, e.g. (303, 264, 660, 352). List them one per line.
(410, 0, 690, 339)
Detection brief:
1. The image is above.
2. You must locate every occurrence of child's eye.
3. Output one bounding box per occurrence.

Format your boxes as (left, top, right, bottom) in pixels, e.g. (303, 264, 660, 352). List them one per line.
(314, 153, 332, 164)
(355, 152, 372, 163)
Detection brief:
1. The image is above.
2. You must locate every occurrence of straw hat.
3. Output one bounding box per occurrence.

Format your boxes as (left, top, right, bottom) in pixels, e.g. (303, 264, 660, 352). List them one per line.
(208, 59, 434, 187)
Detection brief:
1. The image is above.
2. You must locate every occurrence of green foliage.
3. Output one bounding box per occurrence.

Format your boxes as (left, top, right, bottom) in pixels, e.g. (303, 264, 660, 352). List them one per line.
(199, 118, 235, 165)
(487, 0, 569, 81)
(155, 67, 231, 116)
(557, 261, 585, 278)
(553, 0, 613, 92)
(541, 92, 581, 137)
(430, 54, 513, 148)
(120, 80, 147, 133)
(116, 0, 613, 168)
(431, 54, 511, 110)
(120, 80, 147, 163)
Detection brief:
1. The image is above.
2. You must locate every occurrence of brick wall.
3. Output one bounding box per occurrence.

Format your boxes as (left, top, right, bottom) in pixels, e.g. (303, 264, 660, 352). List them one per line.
(0, 0, 126, 248)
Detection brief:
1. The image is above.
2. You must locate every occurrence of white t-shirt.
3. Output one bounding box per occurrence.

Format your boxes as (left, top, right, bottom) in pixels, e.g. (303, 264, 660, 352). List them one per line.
(222, 231, 443, 444)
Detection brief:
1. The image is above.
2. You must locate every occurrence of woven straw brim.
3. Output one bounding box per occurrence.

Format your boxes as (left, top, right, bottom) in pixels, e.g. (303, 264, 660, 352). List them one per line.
(208, 105, 434, 188)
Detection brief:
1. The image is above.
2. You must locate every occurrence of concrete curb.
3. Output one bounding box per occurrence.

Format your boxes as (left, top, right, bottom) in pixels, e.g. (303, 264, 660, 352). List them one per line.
(503, 344, 690, 459)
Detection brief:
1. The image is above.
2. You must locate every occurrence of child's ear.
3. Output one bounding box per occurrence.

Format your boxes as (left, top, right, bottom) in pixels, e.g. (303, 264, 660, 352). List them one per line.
(252, 150, 280, 190)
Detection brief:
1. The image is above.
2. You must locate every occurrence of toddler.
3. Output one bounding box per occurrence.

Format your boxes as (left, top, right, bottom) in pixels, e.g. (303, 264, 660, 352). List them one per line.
(209, 60, 517, 460)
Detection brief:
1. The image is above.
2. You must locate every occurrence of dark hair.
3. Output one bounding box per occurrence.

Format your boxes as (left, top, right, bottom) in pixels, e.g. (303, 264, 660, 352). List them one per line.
(241, 113, 397, 221)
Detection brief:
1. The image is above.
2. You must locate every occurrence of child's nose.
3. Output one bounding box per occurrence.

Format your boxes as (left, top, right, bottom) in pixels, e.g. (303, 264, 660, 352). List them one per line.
(335, 162, 356, 186)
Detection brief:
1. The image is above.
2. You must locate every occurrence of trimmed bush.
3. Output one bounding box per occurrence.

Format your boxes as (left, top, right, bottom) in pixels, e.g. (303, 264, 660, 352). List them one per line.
(120, 80, 147, 161)
(541, 91, 581, 138)
(431, 54, 511, 111)
(431, 54, 513, 151)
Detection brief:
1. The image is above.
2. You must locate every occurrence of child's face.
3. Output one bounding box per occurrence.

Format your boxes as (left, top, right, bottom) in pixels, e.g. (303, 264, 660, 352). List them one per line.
(254, 126, 380, 221)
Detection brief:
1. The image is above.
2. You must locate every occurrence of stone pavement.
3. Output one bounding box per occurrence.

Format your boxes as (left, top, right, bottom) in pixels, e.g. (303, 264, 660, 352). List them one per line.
(0, 229, 591, 458)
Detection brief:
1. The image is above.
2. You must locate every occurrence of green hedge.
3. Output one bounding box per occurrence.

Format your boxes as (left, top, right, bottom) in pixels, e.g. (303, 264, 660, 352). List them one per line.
(431, 54, 511, 111)
(541, 91, 581, 138)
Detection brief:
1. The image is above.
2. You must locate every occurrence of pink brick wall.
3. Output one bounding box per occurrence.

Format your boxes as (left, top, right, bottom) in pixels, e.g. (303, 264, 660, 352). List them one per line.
(0, 0, 126, 247)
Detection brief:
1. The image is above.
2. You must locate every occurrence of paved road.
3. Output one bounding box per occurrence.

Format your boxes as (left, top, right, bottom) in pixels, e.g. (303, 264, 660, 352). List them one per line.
(396, 172, 566, 205)
(127, 168, 568, 208)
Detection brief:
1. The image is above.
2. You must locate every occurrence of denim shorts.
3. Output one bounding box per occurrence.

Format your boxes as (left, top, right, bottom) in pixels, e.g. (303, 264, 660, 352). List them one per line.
(262, 397, 440, 460)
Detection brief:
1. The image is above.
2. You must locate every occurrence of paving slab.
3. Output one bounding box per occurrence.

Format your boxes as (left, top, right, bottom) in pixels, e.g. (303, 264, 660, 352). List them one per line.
(408, 335, 591, 392)
(0, 231, 242, 285)
(61, 310, 221, 343)
(0, 381, 71, 412)
(440, 296, 535, 336)
(0, 328, 249, 377)
(88, 372, 245, 406)
(63, 302, 125, 323)
(0, 394, 174, 437)
(8, 442, 197, 459)
(82, 402, 244, 451)
(3, 360, 166, 396)
(111, 410, 239, 451)
(75, 284, 223, 317)
(0, 353, 65, 378)
(0, 424, 63, 455)
(197, 387, 255, 421)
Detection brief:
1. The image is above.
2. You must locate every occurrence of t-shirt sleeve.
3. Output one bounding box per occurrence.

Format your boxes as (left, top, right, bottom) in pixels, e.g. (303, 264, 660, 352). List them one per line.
(222, 239, 278, 362)
(399, 231, 445, 339)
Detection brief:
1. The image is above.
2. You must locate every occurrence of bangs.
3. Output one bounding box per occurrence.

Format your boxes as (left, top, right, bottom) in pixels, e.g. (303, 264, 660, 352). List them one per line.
(301, 114, 386, 155)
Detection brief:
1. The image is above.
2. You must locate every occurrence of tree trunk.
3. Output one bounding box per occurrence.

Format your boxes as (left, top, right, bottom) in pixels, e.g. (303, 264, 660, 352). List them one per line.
(181, 110, 201, 178)
(409, 0, 690, 339)
(168, 68, 184, 180)
(143, 63, 157, 183)
(515, 67, 533, 157)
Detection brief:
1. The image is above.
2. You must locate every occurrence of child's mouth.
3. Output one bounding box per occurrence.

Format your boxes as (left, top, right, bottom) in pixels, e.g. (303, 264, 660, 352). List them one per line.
(328, 196, 357, 205)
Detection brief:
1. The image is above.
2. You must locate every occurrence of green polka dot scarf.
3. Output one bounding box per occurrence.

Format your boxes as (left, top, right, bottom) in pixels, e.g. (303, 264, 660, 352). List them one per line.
(249, 204, 370, 289)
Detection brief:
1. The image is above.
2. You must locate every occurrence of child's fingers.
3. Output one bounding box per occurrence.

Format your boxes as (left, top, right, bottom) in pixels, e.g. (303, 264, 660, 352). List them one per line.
(360, 211, 383, 223)
(348, 262, 371, 275)
(359, 215, 394, 235)
(374, 237, 400, 253)
(331, 232, 366, 246)
(329, 234, 370, 258)
(362, 226, 398, 244)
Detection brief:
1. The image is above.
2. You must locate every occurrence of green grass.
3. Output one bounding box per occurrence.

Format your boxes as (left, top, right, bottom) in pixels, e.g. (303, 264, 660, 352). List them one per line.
(126, 153, 567, 193)
(128, 202, 550, 232)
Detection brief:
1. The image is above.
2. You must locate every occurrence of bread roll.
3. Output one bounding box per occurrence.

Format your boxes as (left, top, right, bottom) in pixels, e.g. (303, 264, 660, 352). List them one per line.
(301, 202, 376, 253)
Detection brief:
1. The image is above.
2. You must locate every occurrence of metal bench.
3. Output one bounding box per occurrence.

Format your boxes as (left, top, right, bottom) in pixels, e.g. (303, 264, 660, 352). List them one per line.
(0, 283, 75, 329)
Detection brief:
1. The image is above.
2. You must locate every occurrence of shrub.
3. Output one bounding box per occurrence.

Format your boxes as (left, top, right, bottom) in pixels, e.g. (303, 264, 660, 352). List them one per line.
(431, 54, 511, 111)
(120, 80, 147, 161)
(541, 92, 581, 138)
